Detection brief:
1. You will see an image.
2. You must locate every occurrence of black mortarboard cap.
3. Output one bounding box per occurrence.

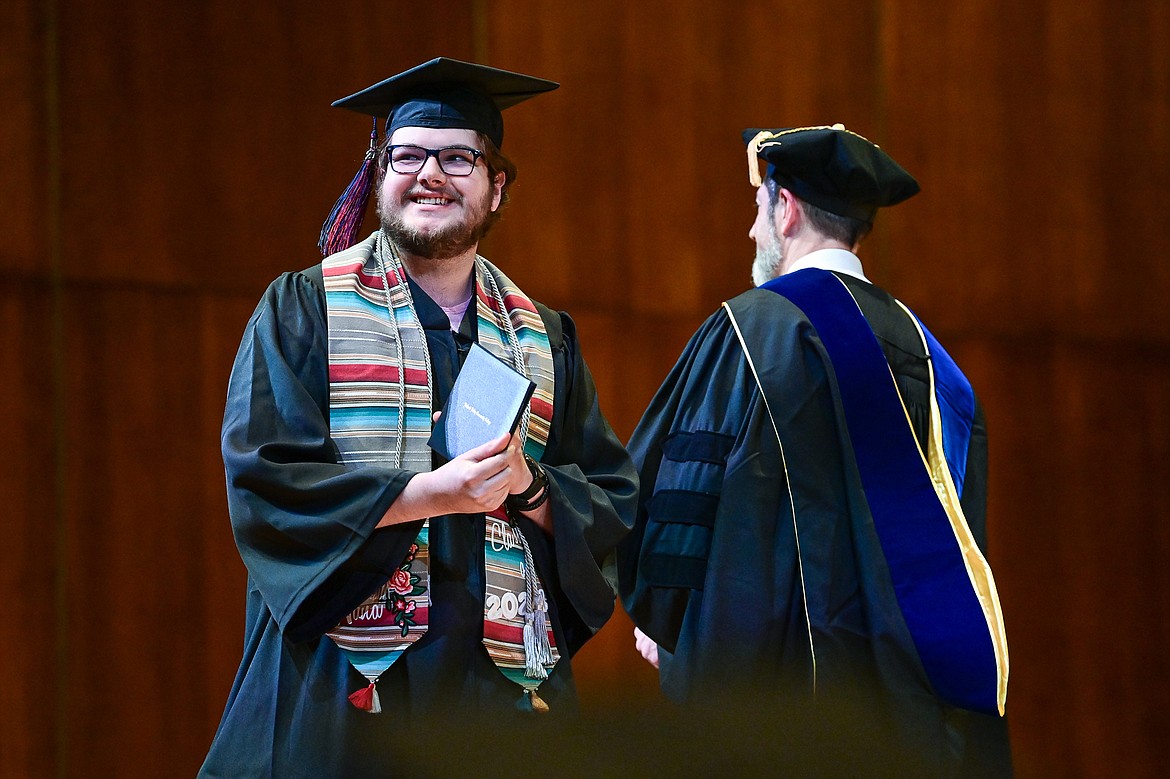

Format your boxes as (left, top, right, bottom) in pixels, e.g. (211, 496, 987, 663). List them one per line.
(332, 57, 559, 149)
(743, 125, 920, 221)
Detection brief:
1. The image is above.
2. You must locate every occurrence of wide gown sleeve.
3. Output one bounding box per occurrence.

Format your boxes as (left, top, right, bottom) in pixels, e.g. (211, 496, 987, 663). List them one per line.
(532, 308, 639, 651)
(221, 272, 419, 642)
(615, 309, 737, 652)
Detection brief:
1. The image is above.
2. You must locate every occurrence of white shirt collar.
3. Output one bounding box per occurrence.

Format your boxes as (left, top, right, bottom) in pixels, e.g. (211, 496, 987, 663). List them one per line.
(784, 248, 869, 282)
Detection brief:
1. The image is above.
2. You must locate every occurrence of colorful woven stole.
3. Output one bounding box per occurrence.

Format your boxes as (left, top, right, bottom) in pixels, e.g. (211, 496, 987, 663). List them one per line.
(472, 256, 560, 708)
(473, 262, 555, 462)
(320, 232, 559, 712)
(483, 508, 561, 697)
(760, 268, 1008, 716)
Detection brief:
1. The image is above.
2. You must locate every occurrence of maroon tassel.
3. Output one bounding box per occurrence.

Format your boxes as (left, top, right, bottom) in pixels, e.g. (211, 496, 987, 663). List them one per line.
(318, 118, 379, 256)
(348, 680, 381, 713)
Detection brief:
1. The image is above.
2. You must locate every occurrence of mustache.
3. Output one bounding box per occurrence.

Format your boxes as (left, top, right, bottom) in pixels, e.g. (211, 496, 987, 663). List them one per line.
(401, 186, 462, 204)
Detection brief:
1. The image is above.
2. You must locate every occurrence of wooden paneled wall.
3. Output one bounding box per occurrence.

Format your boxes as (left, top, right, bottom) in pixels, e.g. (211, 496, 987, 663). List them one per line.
(3, 1, 1167, 776)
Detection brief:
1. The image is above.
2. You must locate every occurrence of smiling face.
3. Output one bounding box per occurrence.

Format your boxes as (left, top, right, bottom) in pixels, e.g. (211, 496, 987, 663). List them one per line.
(377, 126, 505, 260)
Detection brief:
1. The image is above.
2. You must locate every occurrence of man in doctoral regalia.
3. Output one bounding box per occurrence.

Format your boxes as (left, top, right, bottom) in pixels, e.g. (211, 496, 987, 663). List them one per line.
(200, 58, 636, 777)
(617, 125, 1012, 776)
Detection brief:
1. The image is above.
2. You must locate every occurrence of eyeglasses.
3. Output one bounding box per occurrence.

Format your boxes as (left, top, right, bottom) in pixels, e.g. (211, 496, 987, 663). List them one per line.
(386, 144, 484, 177)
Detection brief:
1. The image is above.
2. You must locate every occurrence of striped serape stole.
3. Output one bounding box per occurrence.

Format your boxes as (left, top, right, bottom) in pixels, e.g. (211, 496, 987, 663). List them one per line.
(317, 238, 563, 712)
(483, 508, 561, 692)
(321, 236, 433, 471)
(473, 258, 561, 708)
(326, 529, 430, 713)
(473, 257, 555, 461)
(321, 236, 434, 712)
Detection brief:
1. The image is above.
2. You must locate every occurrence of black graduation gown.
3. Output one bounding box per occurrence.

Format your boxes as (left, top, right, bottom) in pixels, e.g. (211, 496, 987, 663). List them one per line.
(200, 265, 636, 778)
(617, 274, 1011, 778)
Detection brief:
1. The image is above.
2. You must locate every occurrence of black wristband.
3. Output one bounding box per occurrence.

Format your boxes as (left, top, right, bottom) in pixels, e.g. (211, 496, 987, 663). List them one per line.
(507, 455, 549, 511)
(511, 481, 550, 512)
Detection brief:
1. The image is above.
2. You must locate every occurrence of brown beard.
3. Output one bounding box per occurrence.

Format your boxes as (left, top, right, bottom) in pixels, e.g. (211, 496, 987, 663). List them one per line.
(378, 185, 495, 260)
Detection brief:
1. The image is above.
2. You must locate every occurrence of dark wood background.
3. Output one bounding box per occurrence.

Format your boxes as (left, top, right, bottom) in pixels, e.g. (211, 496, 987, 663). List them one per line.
(3, 1, 1167, 776)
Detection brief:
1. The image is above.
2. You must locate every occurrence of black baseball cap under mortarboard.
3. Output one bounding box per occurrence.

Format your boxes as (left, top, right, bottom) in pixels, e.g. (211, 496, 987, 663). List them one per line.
(332, 57, 559, 149)
(318, 57, 558, 256)
(743, 125, 920, 221)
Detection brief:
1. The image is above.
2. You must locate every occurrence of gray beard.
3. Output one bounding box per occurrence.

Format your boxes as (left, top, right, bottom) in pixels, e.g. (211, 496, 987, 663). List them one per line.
(752, 240, 784, 286)
(378, 189, 493, 260)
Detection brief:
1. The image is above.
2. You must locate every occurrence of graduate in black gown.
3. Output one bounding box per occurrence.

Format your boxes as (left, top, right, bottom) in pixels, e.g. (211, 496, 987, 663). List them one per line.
(617, 126, 1012, 777)
(200, 59, 636, 778)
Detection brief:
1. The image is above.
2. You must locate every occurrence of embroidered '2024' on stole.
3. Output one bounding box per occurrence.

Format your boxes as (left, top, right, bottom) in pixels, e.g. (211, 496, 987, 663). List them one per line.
(319, 233, 559, 711)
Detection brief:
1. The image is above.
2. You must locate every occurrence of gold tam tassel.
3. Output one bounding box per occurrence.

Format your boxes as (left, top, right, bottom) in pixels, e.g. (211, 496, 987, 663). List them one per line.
(745, 129, 775, 188)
